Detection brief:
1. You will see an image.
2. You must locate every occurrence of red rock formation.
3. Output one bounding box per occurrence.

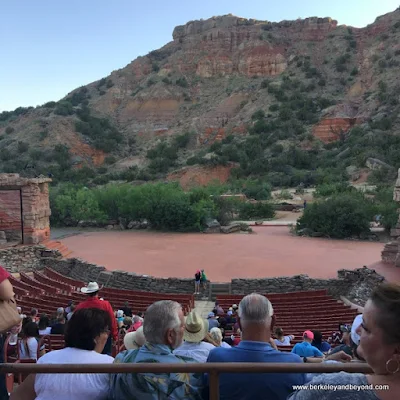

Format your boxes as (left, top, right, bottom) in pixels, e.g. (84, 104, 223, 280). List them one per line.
(167, 164, 234, 189)
(312, 118, 360, 143)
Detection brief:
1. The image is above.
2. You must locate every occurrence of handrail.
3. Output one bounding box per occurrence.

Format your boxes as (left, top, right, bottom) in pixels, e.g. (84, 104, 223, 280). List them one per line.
(0, 362, 372, 374)
(1, 362, 372, 400)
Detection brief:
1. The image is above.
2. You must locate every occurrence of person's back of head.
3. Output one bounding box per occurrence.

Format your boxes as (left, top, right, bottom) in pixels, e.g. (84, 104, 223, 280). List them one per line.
(303, 330, 314, 343)
(274, 327, 284, 339)
(210, 327, 223, 345)
(238, 293, 274, 340)
(23, 321, 39, 339)
(65, 308, 111, 351)
(143, 300, 183, 349)
(133, 316, 140, 323)
(38, 314, 50, 330)
(57, 315, 66, 324)
(312, 330, 322, 344)
(30, 308, 38, 318)
(123, 317, 132, 328)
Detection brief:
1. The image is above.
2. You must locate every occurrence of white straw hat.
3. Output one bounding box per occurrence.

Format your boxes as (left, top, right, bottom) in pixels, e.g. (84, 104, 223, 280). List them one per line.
(81, 282, 101, 294)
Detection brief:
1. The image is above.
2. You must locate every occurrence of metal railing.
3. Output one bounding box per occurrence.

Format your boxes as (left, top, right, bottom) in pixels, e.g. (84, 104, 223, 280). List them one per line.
(1, 362, 373, 400)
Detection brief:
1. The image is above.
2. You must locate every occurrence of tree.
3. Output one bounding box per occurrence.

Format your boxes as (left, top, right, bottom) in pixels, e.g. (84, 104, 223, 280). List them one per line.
(296, 194, 371, 239)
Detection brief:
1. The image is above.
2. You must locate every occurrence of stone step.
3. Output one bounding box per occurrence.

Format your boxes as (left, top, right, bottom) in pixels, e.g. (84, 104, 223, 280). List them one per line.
(193, 300, 215, 319)
(42, 240, 71, 258)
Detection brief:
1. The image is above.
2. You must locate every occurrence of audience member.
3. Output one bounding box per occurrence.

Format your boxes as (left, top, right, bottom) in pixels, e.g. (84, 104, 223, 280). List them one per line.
(65, 300, 74, 315)
(207, 312, 219, 330)
(30, 308, 38, 323)
(328, 327, 353, 356)
(0, 265, 15, 400)
(289, 283, 400, 399)
(173, 310, 215, 362)
(11, 308, 114, 400)
(123, 326, 146, 350)
(311, 330, 331, 353)
(50, 315, 66, 335)
(56, 307, 65, 317)
(75, 282, 117, 355)
(274, 327, 294, 346)
(38, 314, 51, 335)
(351, 314, 363, 346)
(210, 327, 231, 348)
(119, 317, 132, 335)
(66, 304, 75, 321)
(328, 322, 350, 345)
(109, 300, 204, 399)
(206, 293, 306, 400)
(121, 301, 132, 317)
(292, 331, 324, 360)
(19, 321, 39, 360)
(215, 302, 224, 316)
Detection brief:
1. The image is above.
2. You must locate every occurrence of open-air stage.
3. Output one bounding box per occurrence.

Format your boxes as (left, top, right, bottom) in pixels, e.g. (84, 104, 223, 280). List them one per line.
(59, 227, 400, 283)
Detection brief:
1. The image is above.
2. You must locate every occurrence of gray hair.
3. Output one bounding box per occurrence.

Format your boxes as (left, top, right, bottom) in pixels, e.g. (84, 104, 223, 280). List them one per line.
(143, 300, 182, 344)
(238, 293, 274, 326)
(133, 316, 140, 323)
(210, 327, 223, 344)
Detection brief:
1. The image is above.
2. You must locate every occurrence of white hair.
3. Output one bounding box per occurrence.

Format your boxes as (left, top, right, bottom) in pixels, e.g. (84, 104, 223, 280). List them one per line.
(238, 293, 274, 327)
(210, 327, 223, 345)
(143, 300, 182, 344)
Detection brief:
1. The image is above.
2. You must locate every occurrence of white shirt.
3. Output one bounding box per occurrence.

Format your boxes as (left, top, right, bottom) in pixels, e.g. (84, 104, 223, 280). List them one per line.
(173, 341, 215, 363)
(34, 347, 114, 400)
(274, 336, 292, 346)
(39, 327, 52, 335)
(19, 337, 38, 360)
(220, 341, 231, 348)
(351, 314, 363, 346)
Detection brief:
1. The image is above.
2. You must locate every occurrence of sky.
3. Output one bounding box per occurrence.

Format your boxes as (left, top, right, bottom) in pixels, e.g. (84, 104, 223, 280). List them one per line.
(1, 0, 398, 112)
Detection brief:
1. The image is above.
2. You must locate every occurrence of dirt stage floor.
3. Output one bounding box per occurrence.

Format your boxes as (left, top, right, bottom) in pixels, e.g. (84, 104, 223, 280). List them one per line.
(59, 227, 400, 283)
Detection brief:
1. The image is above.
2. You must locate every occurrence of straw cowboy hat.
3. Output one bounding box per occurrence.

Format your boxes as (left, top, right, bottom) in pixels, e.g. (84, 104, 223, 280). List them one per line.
(124, 326, 146, 350)
(184, 311, 208, 343)
(81, 282, 102, 294)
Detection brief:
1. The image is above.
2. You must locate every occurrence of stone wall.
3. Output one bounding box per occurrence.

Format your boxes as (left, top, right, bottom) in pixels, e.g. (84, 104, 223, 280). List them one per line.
(0, 174, 52, 245)
(0, 245, 61, 273)
(231, 267, 386, 305)
(39, 257, 385, 304)
(0, 190, 22, 242)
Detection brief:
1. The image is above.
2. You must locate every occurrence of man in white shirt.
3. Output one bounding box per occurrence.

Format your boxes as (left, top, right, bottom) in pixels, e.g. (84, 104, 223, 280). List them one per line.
(173, 310, 215, 362)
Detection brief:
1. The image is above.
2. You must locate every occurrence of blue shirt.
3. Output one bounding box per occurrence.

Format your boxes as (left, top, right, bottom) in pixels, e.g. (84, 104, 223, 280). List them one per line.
(292, 342, 324, 357)
(109, 343, 204, 400)
(206, 340, 306, 400)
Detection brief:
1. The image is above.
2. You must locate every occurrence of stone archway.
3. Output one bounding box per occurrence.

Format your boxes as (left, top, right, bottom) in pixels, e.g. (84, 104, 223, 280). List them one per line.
(0, 174, 52, 245)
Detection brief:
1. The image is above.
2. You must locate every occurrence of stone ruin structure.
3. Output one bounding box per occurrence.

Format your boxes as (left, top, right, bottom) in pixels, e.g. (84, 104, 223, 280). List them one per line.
(0, 174, 52, 246)
(381, 168, 400, 266)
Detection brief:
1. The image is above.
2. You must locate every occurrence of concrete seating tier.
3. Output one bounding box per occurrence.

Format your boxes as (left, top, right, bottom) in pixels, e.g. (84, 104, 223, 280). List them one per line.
(217, 290, 358, 344)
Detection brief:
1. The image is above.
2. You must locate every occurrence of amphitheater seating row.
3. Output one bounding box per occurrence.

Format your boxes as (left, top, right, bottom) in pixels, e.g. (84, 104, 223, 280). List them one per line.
(11, 268, 194, 316)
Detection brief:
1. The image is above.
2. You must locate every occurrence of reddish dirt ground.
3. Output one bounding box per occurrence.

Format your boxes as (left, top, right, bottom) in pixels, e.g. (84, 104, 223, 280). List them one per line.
(61, 227, 400, 283)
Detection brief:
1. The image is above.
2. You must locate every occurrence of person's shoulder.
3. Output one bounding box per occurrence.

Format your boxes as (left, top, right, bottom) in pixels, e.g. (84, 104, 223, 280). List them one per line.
(37, 348, 64, 363)
(201, 342, 216, 350)
(207, 346, 231, 361)
(89, 351, 114, 363)
(310, 371, 367, 386)
(276, 351, 303, 363)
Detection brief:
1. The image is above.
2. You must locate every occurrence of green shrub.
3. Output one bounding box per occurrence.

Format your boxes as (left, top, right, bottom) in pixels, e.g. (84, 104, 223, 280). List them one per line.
(17, 141, 29, 153)
(239, 202, 275, 219)
(176, 77, 188, 88)
(314, 182, 356, 198)
(39, 130, 49, 140)
(269, 104, 279, 112)
(251, 109, 265, 121)
(54, 101, 74, 116)
(296, 194, 371, 239)
(147, 77, 156, 86)
(106, 80, 114, 88)
(5, 127, 14, 134)
(162, 77, 171, 84)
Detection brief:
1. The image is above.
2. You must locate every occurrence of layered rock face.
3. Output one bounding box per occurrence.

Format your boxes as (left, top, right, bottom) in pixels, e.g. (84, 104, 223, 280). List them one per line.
(171, 15, 337, 78)
(312, 118, 360, 143)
